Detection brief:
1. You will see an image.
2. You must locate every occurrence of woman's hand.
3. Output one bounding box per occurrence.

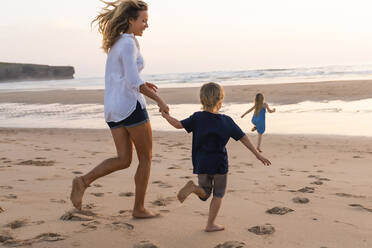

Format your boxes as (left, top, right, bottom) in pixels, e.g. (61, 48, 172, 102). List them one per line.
(157, 99, 169, 114)
(145, 82, 158, 92)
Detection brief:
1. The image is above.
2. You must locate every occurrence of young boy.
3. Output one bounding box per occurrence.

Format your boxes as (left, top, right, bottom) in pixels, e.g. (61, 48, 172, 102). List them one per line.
(161, 82, 271, 232)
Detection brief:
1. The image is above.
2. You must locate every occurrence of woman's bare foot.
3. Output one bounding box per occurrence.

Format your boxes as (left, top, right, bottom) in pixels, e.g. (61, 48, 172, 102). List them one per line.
(257, 147, 262, 153)
(70, 177, 87, 210)
(251, 126, 257, 132)
(205, 223, 225, 232)
(177, 180, 196, 203)
(132, 208, 159, 219)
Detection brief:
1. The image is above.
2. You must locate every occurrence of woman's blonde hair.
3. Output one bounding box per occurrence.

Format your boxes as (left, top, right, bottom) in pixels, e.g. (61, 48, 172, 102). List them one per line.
(254, 93, 265, 116)
(92, 0, 148, 53)
(200, 82, 225, 111)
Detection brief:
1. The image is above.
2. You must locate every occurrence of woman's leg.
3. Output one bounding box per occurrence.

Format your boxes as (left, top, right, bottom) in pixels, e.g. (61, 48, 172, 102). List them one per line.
(70, 127, 133, 210)
(127, 121, 157, 218)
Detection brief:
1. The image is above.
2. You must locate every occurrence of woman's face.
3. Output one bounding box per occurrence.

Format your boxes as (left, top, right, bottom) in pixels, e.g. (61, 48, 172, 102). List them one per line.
(130, 10, 148, 36)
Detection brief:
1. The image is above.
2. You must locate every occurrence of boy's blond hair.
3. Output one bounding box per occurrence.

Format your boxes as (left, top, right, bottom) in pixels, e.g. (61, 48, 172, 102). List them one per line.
(200, 82, 225, 111)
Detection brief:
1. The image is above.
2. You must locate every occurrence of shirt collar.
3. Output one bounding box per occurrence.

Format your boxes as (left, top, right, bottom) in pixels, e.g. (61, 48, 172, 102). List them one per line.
(122, 33, 135, 38)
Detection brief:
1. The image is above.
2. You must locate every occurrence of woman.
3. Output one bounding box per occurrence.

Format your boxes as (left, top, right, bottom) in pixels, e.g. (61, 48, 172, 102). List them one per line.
(70, 0, 168, 218)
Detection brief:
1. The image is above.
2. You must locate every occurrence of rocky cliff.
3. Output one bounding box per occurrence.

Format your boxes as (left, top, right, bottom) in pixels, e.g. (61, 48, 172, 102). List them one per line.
(0, 62, 75, 82)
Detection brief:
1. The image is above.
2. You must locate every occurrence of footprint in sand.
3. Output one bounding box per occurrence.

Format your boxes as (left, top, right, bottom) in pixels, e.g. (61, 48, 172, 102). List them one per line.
(108, 221, 134, 230)
(3, 194, 17, 199)
(50, 199, 67, 204)
(5, 219, 28, 229)
(335, 193, 366, 199)
(91, 192, 104, 197)
(310, 181, 323, 185)
(0, 207, 4, 213)
(151, 196, 175, 206)
(180, 176, 192, 179)
(118, 209, 132, 215)
(152, 180, 173, 188)
(215, 241, 246, 248)
(60, 210, 96, 221)
(133, 241, 158, 248)
(92, 184, 103, 188)
(292, 197, 310, 204)
(17, 160, 55, 167)
(119, 192, 134, 197)
(82, 220, 101, 230)
(297, 187, 315, 193)
(7, 233, 65, 246)
(266, 207, 294, 215)
(248, 224, 275, 235)
(0, 186, 13, 190)
(167, 165, 181, 170)
(0, 234, 14, 244)
(349, 204, 372, 212)
(72, 171, 83, 175)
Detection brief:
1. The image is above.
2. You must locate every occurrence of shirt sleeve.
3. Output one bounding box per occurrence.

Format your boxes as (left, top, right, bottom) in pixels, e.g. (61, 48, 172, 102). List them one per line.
(229, 117, 245, 141)
(121, 40, 144, 92)
(180, 113, 195, 133)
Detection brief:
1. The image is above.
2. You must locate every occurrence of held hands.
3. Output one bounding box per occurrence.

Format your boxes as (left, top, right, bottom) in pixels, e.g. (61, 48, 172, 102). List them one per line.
(158, 99, 169, 114)
(256, 154, 271, 166)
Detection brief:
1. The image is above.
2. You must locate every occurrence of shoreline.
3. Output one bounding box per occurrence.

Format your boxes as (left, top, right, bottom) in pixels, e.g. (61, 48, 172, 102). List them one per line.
(0, 79, 371, 105)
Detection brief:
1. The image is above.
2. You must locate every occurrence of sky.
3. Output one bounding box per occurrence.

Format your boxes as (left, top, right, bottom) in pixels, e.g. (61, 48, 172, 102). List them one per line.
(1, 0, 372, 77)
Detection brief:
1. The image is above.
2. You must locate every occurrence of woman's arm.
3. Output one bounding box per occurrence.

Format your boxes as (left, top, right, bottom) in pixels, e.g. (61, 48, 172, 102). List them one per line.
(265, 103, 276, 113)
(240, 135, 271, 166)
(161, 111, 183, 129)
(139, 83, 169, 113)
(241, 105, 255, 118)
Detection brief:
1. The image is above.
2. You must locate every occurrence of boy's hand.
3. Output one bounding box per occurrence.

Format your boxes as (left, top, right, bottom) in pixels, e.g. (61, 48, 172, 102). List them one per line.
(161, 110, 169, 119)
(256, 154, 271, 166)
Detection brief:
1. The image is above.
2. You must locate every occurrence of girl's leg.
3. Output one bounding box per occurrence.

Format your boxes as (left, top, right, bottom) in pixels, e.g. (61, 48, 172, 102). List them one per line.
(205, 197, 224, 232)
(127, 121, 157, 218)
(257, 133, 263, 152)
(70, 127, 133, 210)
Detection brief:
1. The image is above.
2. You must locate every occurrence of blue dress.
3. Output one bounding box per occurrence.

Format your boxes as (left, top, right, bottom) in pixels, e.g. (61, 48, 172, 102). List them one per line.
(251, 107, 266, 134)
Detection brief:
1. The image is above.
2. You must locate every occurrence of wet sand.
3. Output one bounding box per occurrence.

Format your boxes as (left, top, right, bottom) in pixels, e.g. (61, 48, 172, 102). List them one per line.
(0, 79, 372, 105)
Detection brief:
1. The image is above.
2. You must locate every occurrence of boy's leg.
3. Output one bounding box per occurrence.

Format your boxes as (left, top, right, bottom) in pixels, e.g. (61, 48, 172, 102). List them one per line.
(205, 197, 224, 232)
(177, 180, 208, 203)
(205, 174, 227, 232)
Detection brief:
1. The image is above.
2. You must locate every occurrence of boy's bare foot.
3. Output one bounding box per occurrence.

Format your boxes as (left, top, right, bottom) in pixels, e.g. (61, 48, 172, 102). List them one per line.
(205, 224, 225, 232)
(70, 177, 87, 210)
(257, 147, 262, 153)
(132, 208, 159, 219)
(251, 126, 257, 132)
(177, 180, 195, 203)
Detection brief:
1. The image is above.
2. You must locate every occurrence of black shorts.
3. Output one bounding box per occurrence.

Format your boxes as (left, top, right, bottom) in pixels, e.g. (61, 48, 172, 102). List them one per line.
(107, 101, 149, 129)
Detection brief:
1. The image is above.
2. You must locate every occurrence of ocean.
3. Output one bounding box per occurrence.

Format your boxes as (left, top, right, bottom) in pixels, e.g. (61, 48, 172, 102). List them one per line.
(1, 64, 371, 136)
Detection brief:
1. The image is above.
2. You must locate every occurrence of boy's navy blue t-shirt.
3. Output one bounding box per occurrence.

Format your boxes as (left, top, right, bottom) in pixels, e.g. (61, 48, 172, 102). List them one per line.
(180, 111, 245, 175)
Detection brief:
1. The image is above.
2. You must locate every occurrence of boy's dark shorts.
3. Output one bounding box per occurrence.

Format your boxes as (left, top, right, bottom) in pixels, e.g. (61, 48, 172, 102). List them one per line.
(198, 174, 227, 201)
(107, 101, 149, 129)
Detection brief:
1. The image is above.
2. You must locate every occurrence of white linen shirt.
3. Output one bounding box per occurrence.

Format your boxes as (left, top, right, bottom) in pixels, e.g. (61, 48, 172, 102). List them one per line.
(104, 33, 146, 122)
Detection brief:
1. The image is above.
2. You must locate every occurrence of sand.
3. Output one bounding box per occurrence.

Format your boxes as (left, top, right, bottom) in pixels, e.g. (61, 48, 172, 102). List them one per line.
(1, 80, 372, 247)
